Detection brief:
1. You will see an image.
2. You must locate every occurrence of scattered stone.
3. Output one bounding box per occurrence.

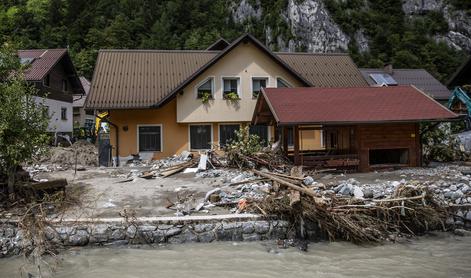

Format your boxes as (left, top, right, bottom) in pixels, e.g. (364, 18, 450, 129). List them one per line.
(454, 229, 471, 237)
(303, 176, 314, 186)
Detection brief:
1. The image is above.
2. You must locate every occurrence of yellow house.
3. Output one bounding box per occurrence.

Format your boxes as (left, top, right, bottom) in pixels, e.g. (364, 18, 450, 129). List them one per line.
(85, 34, 368, 164)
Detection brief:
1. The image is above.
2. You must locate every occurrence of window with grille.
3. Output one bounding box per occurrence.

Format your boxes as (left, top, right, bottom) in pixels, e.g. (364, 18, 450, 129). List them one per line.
(249, 125, 269, 146)
(190, 125, 212, 150)
(138, 126, 162, 152)
(219, 124, 240, 147)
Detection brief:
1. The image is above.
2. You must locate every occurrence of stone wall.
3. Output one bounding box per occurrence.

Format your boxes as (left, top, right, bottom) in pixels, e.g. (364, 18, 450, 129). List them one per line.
(0, 217, 291, 258)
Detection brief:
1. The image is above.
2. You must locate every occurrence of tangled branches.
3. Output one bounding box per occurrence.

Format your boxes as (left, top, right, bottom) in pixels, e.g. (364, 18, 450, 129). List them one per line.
(256, 184, 449, 244)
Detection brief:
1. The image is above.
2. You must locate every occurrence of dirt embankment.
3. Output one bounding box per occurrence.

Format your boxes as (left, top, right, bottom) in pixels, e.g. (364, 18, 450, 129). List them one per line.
(39, 140, 99, 167)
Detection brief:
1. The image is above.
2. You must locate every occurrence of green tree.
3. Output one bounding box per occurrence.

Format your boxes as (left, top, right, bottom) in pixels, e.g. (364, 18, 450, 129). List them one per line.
(0, 44, 49, 198)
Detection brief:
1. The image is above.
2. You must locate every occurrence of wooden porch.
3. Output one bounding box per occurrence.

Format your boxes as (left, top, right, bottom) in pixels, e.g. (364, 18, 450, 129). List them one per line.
(277, 124, 421, 172)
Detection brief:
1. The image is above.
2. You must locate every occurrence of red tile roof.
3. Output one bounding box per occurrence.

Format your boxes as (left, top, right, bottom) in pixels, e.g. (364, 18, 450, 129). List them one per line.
(18, 49, 67, 81)
(259, 85, 458, 125)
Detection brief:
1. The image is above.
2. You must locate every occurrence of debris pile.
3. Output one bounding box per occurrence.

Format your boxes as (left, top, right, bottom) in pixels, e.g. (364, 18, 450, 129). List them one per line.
(38, 140, 98, 167)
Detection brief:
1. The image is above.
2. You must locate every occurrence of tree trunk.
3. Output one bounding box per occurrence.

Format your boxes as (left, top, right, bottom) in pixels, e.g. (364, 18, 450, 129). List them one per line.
(7, 166, 16, 200)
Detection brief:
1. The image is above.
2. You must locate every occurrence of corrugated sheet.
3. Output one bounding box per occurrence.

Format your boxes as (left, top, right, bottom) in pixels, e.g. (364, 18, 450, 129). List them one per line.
(86, 49, 368, 109)
(278, 53, 368, 88)
(18, 49, 67, 81)
(261, 86, 457, 125)
(360, 68, 450, 100)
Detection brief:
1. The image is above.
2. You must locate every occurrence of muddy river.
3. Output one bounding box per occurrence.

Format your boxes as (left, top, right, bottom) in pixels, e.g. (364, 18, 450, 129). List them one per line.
(1, 233, 470, 278)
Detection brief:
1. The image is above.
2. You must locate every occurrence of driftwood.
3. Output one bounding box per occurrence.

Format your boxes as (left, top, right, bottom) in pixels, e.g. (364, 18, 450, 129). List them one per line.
(252, 170, 317, 198)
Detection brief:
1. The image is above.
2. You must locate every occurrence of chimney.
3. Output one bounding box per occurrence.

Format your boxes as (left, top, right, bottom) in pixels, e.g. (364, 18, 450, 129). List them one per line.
(384, 63, 393, 74)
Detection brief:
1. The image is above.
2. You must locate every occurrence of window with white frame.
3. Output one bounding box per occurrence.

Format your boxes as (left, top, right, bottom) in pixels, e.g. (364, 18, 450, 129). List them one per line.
(61, 107, 67, 120)
(138, 126, 162, 152)
(252, 78, 267, 99)
(223, 78, 240, 99)
(276, 77, 291, 88)
(249, 125, 269, 146)
(190, 125, 212, 150)
(219, 124, 240, 147)
(196, 78, 214, 99)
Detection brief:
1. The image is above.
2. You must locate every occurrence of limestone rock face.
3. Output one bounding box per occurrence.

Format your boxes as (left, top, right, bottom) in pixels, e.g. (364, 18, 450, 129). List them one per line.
(283, 0, 349, 52)
(402, 0, 471, 52)
(229, 0, 470, 53)
(231, 0, 262, 24)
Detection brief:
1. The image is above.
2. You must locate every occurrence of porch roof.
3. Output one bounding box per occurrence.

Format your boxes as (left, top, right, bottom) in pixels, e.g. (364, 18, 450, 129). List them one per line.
(253, 85, 459, 125)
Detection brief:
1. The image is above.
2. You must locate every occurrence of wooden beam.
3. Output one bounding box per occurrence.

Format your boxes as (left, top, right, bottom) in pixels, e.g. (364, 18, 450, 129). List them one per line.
(294, 125, 300, 165)
(282, 126, 288, 156)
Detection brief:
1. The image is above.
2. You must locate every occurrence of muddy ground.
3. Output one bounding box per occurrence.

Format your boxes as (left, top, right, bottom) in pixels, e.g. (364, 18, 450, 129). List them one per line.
(24, 162, 470, 219)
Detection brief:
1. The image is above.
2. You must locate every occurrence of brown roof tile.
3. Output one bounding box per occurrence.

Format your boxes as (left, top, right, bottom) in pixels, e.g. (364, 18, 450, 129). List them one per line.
(86, 35, 368, 109)
(278, 53, 368, 87)
(257, 86, 458, 125)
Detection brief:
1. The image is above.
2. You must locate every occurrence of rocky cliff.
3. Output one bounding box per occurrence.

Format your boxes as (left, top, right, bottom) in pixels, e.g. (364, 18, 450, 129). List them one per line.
(229, 0, 471, 53)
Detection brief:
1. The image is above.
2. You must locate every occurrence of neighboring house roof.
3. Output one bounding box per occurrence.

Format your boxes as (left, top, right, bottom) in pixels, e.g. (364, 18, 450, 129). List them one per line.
(206, 38, 230, 51)
(18, 48, 84, 94)
(86, 34, 367, 109)
(73, 77, 91, 108)
(18, 49, 67, 81)
(254, 86, 458, 125)
(360, 68, 450, 100)
(447, 55, 471, 88)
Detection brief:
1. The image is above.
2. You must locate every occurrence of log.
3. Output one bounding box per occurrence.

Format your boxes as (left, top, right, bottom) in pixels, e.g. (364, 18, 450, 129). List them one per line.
(29, 179, 67, 191)
(228, 178, 269, 187)
(252, 170, 317, 198)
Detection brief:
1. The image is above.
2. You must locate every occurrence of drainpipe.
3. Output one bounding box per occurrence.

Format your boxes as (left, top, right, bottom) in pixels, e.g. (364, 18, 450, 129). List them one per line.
(95, 112, 120, 167)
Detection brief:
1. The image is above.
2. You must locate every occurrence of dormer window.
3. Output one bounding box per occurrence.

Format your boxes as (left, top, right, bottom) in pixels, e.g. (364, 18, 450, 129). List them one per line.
(277, 77, 291, 88)
(43, 74, 50, 87)
(252, 77, 267, 98)
(62, 79, 68, 92)
(196, 78, 214, 100)
(223, 78, 240, 99)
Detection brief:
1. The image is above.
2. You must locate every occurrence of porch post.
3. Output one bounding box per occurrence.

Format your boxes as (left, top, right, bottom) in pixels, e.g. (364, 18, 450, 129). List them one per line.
(282, 126, 288, 157)
(294, 125, 300, 165)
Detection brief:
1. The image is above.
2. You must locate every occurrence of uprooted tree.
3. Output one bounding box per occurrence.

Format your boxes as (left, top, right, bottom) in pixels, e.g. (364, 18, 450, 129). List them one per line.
(0, 44, 49, 199)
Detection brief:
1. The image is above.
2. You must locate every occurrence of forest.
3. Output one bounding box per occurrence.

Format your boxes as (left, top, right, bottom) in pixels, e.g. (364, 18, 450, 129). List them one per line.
(0, 0, 469, 82)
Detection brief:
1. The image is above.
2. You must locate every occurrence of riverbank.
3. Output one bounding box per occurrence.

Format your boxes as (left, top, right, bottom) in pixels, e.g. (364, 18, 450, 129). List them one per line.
(2, 232, 471, 278)
(2, 162, 471, 258)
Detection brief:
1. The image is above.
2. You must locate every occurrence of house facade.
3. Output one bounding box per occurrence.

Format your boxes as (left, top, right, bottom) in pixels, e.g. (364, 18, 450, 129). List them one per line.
(73, 77, 95, 129)
(85, 34, 368, 164)
(18, 49, 84, 139)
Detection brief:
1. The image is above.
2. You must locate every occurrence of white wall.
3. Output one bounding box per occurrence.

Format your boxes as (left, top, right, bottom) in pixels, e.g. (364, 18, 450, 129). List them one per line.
(34, 96, 73, 133)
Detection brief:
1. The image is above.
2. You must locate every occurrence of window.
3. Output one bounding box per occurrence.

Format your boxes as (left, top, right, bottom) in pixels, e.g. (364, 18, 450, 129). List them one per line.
(277, 77, 290, 88)
(73, 107, 80, 115)
(219, 124, 240, 147)
(250, 125, 269, 146)
(62, 79, 68, 92)
(138, 126, 162, 152)
(197, 78, 213, 99)
(43, 74, 50, 87)
(252, 78, 267, 99)
(190, 125, 212, 150)
(61, 107, 67, 120)
(223, 78, 239, 99)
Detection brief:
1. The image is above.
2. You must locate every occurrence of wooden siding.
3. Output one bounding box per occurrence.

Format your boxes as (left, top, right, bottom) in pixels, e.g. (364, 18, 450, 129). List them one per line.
(356, 124, 420, 172)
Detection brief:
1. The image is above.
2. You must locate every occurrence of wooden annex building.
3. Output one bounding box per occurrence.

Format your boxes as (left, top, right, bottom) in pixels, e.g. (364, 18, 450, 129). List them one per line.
(253, 85, 459, 172)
